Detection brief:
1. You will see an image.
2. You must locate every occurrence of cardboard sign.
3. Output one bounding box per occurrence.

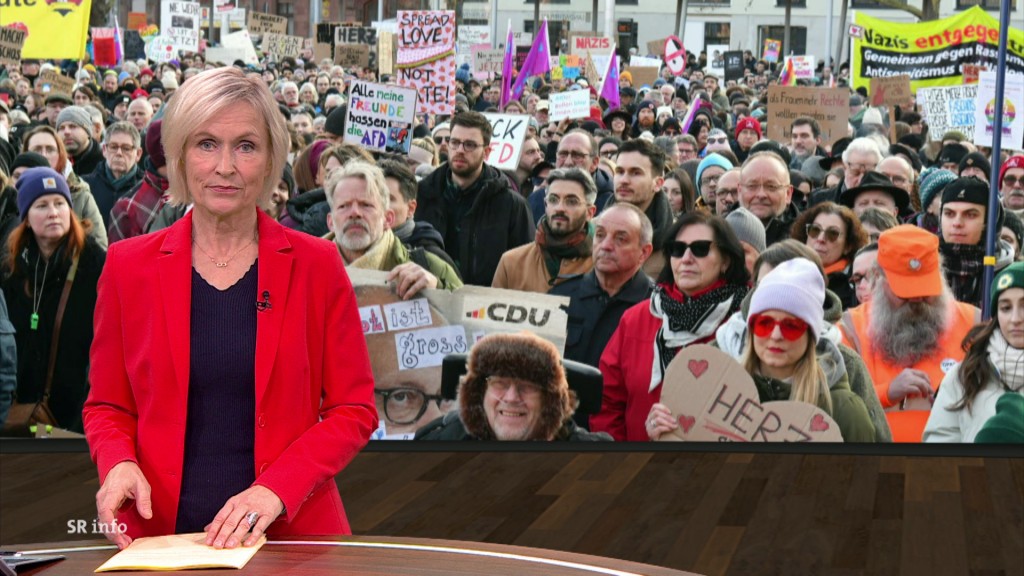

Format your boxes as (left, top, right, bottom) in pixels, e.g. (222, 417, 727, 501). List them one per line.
(626, 65, 660, 89)
(344, 80, 418, 154)
(220, 29, 259, 66)
(335, 44, 370, 68)
(513, 32, 532, 47)
(917, 84, 979, 141)
(791, 55, 816, 79)
(657, 346, 844, 442)
(262, 32, 304, 60)
(458, 25, 490, 49)
(974, 70, 1024, 150)
(571, 35, 613, 56)
(127, 12, 148, 30)
(548, 90, 591, 122)
(146, 35, 177, 63)
(160, 0, 201, 52)
(199, 6, 245, 29)
(378, 31, 396, 75)
(0, 26, 26, 68)
(766, 86, 849, 146)
(724, 50, 744, 83)
(482, 113, 529, 170)
(762, 38, 781, 63)
(247, 11, 287, 35)
(584, 53, 601, 86)
(37, 69, 74, 97)
(962, 64, 983, 85)
(869, 74, 912, 108)
(473, 47, 504, 74)
(647, 37, 668, 58)
(396, 10, 456, 115)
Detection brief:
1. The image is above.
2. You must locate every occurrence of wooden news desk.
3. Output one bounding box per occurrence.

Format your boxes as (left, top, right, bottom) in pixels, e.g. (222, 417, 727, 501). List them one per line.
(9, 536, 697, 575)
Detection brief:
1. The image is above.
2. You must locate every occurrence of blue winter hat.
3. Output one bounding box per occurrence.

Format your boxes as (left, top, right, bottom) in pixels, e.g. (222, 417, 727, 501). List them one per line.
(456, 67, 471, 84)
(696, 153, 734, 188)
(918, 168, 957, 212)
(16, 167, 73, 221)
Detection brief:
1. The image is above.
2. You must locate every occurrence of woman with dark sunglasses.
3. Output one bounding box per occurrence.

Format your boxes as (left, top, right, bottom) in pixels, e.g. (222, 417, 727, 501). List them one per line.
(591, 212, 750, 441)
(790, 202, 867, 310)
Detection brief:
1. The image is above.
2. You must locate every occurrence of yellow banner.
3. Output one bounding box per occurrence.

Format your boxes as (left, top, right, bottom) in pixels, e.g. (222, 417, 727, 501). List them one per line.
(852, 6, 1024, 94)
(0, 0, 92, 60)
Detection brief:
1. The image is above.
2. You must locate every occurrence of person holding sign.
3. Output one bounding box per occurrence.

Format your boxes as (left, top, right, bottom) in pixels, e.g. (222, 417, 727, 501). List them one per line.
(646, 258, 875, 442)
(84, 67, 377, 550)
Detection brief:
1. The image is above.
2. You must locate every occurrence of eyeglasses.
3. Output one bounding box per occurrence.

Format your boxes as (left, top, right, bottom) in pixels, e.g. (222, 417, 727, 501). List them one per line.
(701, 174, 721, 186)
(556, 150, 590, 161)
(486, 377, 542, 396)
(448, 138, 482, 152)
(806, 223, 843, 243)
(742, 182, 788, 194)
(374, 388, 445, 425)
(716, 187, 739, 199)
(1005, 175, 1024, 188)
(749, 313, 809, 341)
(846, 162, 877, 173)
(707, 136, 728, 145)
(433, 136, 450, 144)
(678, 147, 696, 156)
(669, 239, 714, 258)
(601, 150, 619, 159)
(105, 144, 136, 154)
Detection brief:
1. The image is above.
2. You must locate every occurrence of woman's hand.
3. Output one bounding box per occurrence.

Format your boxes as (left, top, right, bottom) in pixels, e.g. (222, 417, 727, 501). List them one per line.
(646, 402, 679, 440)
(95, 461, 152, 550)
(205, 485, 284, 549)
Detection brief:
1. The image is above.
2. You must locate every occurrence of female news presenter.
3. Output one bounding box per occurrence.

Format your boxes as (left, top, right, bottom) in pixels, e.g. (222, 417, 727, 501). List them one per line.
(83, 67, 378, 551)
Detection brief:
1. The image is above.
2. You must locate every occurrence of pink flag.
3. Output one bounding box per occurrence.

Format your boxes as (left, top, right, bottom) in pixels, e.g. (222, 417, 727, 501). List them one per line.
(511, 19, 551, 99)
(599, 47, 620, 112)
(500, 21, 514, 110)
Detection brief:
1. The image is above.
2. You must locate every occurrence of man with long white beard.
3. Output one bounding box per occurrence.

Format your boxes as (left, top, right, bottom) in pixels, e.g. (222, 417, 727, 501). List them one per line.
(839, 225, 980, 442)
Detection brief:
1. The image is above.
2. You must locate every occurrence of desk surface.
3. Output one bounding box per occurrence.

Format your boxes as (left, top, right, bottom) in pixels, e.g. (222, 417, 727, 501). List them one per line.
(10, 536, 699, 576)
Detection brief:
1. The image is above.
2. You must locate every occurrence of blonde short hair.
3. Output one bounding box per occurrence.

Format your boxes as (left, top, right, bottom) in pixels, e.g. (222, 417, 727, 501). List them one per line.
(162, 67, 289, 208)
(325, 161, 390, 213)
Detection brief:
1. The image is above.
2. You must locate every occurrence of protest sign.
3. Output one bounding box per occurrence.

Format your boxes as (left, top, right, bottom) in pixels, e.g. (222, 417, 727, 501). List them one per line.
(92, 27, 118, 67)
(762, 38, 780, 63)
(396, 10, 456, 116)
(247, 11, 287, 35)
(974, 71, 1024, 150)
(705, 44, 728, 78)
(199, 6, 245, 29)
(37, 70, 74, 97)
(127, 12, 148, 30)
(344, 80, 418, 154)
(626, 64, 660, 89)
(335, 44, 370, 68)
(333, 26, 379, 71)
(548, 90, 591, 123)
(513, 32, 532, 47)
(664, 36, 686, 77)
(570, 35, 613, 56)
(262, 33, 303, 60)
(482, 113, 529, 170)
(378, 31, 395, 75)
(215, 0, 234, 13)
(161, 0, 201, 52)
(205, 47, 249, 64)
(584, 53, 601, 86)
(962, 64, 984, 85)
(767, 86, 848, 146)
(647, 37, 667, 58)
(917, 84, 978, 142)
(851, 6, 1024, 94)
(146, 35, 176, 63)
(124, 30, 146, 61)
(0, 26, 26, 69)
(724, 50, 744, 83)
(869, 74, 912, 108)
(220, 29, 259, 66)
(657, 346, 843, 442)
(459, 25, 490, 50)
(473, 48, 504, 74)
(0, 0, 89, 60)
(791, 55, 815, 80)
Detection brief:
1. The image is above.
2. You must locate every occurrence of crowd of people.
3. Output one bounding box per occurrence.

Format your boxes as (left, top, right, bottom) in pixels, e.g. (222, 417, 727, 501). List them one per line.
(1, 38, 1023, 449)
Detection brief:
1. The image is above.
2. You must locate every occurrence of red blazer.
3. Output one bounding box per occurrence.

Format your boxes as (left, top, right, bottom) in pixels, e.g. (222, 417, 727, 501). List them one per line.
(84, 209, 378, 538)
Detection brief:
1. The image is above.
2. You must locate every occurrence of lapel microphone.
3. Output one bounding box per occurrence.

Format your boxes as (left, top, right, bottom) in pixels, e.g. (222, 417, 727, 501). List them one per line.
(256, 290, 272, 312)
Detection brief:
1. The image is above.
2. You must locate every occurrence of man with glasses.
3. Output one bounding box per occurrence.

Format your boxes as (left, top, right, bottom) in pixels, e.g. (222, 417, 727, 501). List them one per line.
(431, 122, 451, 163)
(494, 168, 596, 293)
(715, 169, 742, 215)
(738, 151, 800, 246)
(839, 171, 910, 219)
(83, 121, 144, 229)
(417, 110, 534, 286)
(877, 156, 917, 215)
(1000, 155, 1024, 215)
(528, 130, 614, 222)
(695, 153, 733, 213)
(675, 135, 698, 165)
(809, 137, 883, 207)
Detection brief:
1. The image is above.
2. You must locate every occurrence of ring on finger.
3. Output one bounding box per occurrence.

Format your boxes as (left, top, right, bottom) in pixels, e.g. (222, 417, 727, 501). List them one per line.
(245, 511, 259, 529)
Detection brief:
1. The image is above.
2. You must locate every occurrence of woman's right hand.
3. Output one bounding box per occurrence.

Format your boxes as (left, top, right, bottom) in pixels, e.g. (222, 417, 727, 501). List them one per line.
(95, 461, 152, 549)
(646, 403, 679, 440)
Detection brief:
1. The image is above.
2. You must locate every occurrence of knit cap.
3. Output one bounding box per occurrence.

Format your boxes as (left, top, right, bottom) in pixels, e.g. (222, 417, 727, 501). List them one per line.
(16, 167, 73, 220)
(999, 154, 1024, 189)
(55, 106, 92, 134)
(11, 152, 50, 173)
(958, 151, 992, 178)
(735, 116, 762, 140)
(145, 119, 166, 169)
(695, 153, 733, 188)
(725, 207, 766, 253)
(748, 258, 825, 338)
(991, 261, 1024, 312)
(918, 168, 957, 212)
(431, 122, 451, 138)
(974, 393, 1024, 444)
(324, 104, 347, 137)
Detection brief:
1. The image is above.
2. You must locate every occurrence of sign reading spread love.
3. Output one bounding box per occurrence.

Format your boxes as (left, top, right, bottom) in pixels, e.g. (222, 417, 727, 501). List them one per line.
(656, 345, 843, 442)
(396, 10, 456, 115)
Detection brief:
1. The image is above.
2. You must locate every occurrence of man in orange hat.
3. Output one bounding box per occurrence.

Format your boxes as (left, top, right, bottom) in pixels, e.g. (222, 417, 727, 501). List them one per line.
(839, 225, 980, 442)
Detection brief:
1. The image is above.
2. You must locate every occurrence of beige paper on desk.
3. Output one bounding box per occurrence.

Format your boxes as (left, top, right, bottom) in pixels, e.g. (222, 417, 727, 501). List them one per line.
(95, 533, 265, 572)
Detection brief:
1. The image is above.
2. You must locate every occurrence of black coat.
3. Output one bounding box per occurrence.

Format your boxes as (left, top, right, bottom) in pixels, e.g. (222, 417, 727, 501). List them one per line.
(70, 139, 104, 178)
(82, 161, 144, 229)
(415, 410, 612, 441)
(1, 237, 105, 433)
(763, 201, 801, 247)
(416, 162, 534, 286)
(283, 188, 331, 238)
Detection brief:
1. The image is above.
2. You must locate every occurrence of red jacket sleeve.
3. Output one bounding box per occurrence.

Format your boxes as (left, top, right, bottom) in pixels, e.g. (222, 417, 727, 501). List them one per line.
(592, 321, 628, 442)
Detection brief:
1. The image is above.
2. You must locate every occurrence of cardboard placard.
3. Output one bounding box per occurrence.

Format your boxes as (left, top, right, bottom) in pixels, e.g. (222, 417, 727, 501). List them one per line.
(512, 32, 532, 47)
(146, 35, 177, 63)
(973, 70, 1024, 150)
(473, 48, 504, 74)
(723, 50, 744, 83)
(626, 65, 660, 89)
(458, 25, 491, 49)
(917, 84, 979, 142)
(246, 11, 287, 35)
(160, 0, 201, 52)
(766, 86, 849, 147)
(220, 29, 259, 66)
(647, 37, 668, 58)
(334, 26, 379, 71)
(584, 53, 601, 86)
(657, 346, 844, 442)
(199, 6, 245, 29)
(548, 90, 591, 122)
(262, 32, 304, 60)
(378, 31, 395, 75)
(0, 26, 26, 68)
(962, 64, 983, 85)
(570, 35, 613, 56)
(482, 113, 529, 170)
(344, 80, 418, 154)
(37, 69, 74, 97)
(335, 44, 370, 68)
(127, 12, 148, 30)
(396, 10, 456, 115)
(869, 74, 912, 108)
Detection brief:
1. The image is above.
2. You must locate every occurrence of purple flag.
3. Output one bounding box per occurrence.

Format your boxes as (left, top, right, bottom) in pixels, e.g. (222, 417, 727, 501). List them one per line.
(511, 19, 551, 99)
(599, 47, 620, 112)
(500, 22, 514, 110)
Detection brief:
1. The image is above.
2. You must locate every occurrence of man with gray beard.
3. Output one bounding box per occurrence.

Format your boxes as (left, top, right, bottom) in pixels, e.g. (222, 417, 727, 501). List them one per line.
(839, 225, 980, 442)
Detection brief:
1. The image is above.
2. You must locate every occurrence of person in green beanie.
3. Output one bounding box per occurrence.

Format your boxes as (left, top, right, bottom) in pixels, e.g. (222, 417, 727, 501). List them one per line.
(974, 393, 1024, 443)
(924, 262, 1024, 442)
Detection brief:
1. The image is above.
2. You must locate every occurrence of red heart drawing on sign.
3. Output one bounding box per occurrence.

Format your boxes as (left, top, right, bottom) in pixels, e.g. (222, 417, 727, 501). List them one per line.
(810, 414, 830, 432)
(678, 415, 696, 433)
(688, 359, 709, 379)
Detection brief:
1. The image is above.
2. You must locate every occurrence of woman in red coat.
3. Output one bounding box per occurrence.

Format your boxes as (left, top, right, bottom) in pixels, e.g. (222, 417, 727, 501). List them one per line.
(83, 67, 377, 550)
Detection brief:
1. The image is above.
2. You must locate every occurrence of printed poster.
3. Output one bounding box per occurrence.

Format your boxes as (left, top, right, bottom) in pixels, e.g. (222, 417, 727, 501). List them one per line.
(973, 71, 1024, 150)
(160, 0, 201, 52)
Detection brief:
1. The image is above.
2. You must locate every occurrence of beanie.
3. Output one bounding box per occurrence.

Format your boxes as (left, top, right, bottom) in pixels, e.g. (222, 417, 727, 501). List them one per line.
(937, 143, 968, 167)
(620, 71, 633, 85)
(145, 120, 166, 169)
(999, 154, 1024, 189)
(308, 139, 331, 182)
(11, 152, 51, 173)
(324, 105, 347, 137)
(991, 261, 1024, 312)
(974, 393, 1024, 444)
(281, 162, 296, 198)
(959, 151, 992, 178)
(55, 106, 93, 134)
(695, 153, 733, 187)
(725, 207, 766, 253)
(735, 116, 762, 140)
(748, 258, 825, 338)
(918, 168, 957, 213)
(941, 176, 990, 208)
(431, 122, 450, 138)
(16, 167, 73, 220)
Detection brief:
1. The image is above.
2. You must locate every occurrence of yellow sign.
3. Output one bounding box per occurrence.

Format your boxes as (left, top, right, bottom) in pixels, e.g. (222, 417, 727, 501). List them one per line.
(0, 0, 92, 60)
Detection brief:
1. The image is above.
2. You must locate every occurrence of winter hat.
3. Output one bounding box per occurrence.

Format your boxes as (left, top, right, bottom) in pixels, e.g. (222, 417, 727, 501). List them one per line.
(145, 119, 166, 169)
(431, 122, 451, 138)
(620, 71, 633, 85)
(308, 139, 331, 181)
(324, 104, 347, 137)
(634, 99, 657, 119)
(455, 66, 471, 84)
(941, 176, 990, 208)
(695, 153, 733, 188)
(937, 143, 968, 167)
(11, 152, 50, 173)
(991, 261, 1024, 312)
(735, 116, 762, 140)
(280, 162, 296, 198)
(959, 151, 992, 178)
(16, 167, 73, 220)
(55, 106, 92, 134)
(861, 107, 885, 127)
(748, 258, 825, 338)
(458, 332, 576, 441)
(918, 168, 957, 213)
(999, 154, 1024, 189)
(974, 393, 1024, 444)
(725, 207, 766, 253)
(889, 143, 923, 173)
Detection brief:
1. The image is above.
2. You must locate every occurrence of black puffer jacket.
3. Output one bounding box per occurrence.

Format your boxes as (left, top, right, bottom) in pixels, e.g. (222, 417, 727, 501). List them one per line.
(284, 188, 331, 238)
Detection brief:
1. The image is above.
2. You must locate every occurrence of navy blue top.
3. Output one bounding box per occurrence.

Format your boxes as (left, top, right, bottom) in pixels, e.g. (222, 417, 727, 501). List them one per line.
(175, 261, 258, 534)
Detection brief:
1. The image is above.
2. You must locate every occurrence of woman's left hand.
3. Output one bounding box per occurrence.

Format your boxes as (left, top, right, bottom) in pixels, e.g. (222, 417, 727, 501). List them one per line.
(204, 485, 284, 549)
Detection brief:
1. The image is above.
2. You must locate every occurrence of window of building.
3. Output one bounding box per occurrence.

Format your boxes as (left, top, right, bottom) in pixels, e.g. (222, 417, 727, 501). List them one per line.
(850, 0, 906, 7)
(276, 1, 294, 35)
(705, 23, 731, 47)
(692, 0, 730, 5)
(776, 0, 807, 6)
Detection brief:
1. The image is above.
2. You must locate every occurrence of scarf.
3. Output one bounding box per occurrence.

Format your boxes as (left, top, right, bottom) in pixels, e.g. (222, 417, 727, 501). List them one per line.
(940, 242, 985, 306)
(988, 328, 1024, 392)
(535, 216, 593, 284)
(105, 163, 138, 192)
(824, 258, 849, 276)
(392, 218, 415, 242)
(347, 229, 401, 271)
(649, 280, 748, 392)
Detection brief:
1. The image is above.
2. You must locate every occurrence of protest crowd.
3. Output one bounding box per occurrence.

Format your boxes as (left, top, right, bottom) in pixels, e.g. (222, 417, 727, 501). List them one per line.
(2, 11, 1024, 448)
